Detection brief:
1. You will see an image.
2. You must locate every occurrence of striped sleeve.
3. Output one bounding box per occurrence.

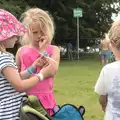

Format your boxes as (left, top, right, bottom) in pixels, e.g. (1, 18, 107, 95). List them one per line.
(0, 53, 17, 75)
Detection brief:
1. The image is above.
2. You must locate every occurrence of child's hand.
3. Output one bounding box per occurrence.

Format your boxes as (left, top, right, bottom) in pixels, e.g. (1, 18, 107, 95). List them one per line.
(39, 36, 48, 49)
(44, 56, 58, 75)
(40, 62, 54, 78)
(32, 57, 48, 68)
(39, 57, 57, 78)
(101, 105, 106, 112)
(99, 95, 107, 113)
(40, 56, 49, 68)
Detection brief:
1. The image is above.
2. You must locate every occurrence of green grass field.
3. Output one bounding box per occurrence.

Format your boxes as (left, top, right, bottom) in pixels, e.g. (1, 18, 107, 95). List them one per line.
(54, 57, 104, 120)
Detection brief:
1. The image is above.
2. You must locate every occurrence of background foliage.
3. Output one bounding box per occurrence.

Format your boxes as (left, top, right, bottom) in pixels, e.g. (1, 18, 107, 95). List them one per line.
(0, 0, 120, 49)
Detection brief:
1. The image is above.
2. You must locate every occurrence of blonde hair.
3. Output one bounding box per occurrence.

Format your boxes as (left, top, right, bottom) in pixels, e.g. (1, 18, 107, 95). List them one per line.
(108, 20, 120, 48)
(20, 8, 55, 45)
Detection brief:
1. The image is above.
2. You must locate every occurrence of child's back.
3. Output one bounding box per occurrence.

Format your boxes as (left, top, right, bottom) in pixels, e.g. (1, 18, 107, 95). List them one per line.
(95, 61, 120, 120)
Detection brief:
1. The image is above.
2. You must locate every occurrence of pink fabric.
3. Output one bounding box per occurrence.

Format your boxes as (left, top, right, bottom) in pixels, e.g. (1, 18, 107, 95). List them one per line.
(46, 109, 54, 116)
(20, 45, 56, 115)
(0, 9, 27, 41)
(27, 92, 55, 116)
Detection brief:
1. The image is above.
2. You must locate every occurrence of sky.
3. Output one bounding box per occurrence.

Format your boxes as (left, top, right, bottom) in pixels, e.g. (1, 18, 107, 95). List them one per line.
(112, 13, 120, 21)
(111, 2, 120, 21)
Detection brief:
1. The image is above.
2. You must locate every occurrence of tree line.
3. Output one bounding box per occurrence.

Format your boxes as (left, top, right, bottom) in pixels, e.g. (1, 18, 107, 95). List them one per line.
(0, 0, 120, 50)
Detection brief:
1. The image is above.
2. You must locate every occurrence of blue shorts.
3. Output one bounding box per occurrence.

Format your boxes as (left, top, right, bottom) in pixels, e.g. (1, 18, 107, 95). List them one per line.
(100, 50, 110, 60)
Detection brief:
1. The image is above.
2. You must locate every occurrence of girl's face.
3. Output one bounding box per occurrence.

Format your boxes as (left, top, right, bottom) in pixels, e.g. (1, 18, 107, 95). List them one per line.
(29, 22, 47, 47)
(3, 36, 18, 48)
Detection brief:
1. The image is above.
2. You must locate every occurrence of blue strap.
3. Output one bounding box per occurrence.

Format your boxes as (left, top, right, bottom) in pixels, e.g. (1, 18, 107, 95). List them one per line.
(26, 66, 36, 75)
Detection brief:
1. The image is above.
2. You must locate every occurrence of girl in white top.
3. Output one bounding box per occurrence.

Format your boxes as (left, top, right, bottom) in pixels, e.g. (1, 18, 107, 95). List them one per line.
(95, 20, 120, 120)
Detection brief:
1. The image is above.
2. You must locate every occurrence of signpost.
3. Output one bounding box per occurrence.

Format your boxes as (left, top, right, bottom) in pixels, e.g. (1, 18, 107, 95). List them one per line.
(73, 8, 82, 60)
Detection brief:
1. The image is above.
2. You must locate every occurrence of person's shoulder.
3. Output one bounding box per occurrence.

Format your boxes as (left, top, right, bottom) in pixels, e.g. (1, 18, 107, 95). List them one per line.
(48, 45, 60, 53)
(18, 45, 28, 50)
(0, 52, 9, 57)
(104, 61, 120, 70)
(0, 52, 13, 61)
(17, 45, 29, 53)
(52, 45, 60, 51)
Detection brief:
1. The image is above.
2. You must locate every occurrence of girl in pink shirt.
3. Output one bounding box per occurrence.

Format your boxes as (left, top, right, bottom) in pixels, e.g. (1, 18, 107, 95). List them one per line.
(16, 8, 60, 116)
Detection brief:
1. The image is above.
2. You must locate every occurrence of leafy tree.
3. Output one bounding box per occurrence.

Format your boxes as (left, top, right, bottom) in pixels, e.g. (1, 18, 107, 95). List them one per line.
(0, 0, 27, 17)
(29, 0, 119, 48)
(0, 0, 120, 50)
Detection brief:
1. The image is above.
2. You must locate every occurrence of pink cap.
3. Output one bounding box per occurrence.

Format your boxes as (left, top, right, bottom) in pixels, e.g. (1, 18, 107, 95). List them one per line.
(0, 9, 27, 41)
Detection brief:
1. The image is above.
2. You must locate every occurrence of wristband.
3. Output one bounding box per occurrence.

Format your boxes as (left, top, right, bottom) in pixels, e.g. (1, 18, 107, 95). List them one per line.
(41, 51, 50, 57)
(26, 66, 36, 75)
(35, 73, 44, 81)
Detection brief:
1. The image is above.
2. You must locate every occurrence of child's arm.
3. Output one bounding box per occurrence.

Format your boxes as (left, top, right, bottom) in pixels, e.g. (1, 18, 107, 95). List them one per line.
(99, 95, 108, 112)
(94, 67, 108, 112)
(15, 47, 41, 79)
(2, 61, 54, 92)
(19, 57, 44, 79)
(47, 45, 60, 75)
(41, 46, 60, 77)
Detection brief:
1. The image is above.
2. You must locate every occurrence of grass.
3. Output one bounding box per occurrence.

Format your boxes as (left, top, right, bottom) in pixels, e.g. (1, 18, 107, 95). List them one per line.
(53, 57, 104, 120)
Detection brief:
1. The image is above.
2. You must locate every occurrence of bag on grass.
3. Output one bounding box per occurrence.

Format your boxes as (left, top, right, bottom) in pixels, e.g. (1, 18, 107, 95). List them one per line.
(52, 104, 85, 120)
(19, 95, 53, 120)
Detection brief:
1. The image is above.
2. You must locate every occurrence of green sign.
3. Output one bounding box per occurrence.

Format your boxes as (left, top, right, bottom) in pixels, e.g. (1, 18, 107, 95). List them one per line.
(73, 8, 82, 18)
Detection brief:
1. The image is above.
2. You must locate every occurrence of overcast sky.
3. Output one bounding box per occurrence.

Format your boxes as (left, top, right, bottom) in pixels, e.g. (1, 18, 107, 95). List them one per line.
(112, 13, 120, 21)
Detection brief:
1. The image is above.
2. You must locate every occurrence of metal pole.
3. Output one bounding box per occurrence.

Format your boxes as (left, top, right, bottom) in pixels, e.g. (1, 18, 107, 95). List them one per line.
(77, 17, 79, 60)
